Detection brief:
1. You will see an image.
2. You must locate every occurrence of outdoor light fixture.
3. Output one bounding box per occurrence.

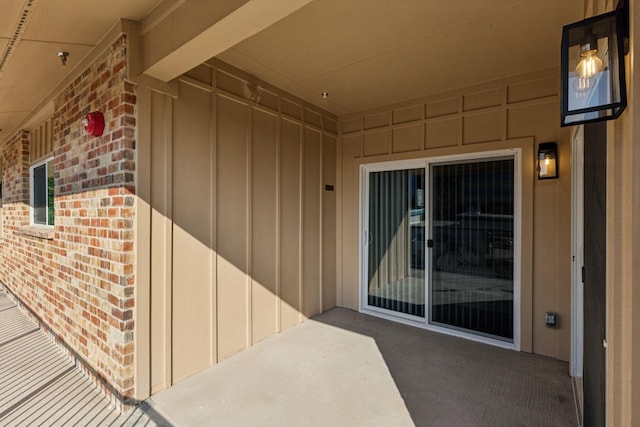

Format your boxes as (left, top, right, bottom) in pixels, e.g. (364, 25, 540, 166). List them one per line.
(538, 142, 558, 180)
(560, 0, 628, 126)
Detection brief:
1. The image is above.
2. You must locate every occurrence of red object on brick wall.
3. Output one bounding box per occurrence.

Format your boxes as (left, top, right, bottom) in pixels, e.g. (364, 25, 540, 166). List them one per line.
(83, 111, 105, 136)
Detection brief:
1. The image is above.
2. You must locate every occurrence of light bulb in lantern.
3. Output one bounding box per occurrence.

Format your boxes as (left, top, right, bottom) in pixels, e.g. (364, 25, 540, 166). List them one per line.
(576, 34, 603, 79)
(576, 53, 603, 79)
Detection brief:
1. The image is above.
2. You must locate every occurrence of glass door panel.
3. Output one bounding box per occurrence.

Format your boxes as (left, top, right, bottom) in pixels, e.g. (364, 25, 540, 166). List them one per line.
(367, 168, 425, 317)
(430, 159, 514, 340)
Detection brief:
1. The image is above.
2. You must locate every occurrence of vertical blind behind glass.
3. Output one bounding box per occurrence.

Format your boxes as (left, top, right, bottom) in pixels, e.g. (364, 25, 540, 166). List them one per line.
(430, 158, 515, 340)
(367, 168, 425, 317)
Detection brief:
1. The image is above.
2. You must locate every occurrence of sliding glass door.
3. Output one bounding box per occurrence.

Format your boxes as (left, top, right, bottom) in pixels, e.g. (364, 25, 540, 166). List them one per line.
(362, 153, 517, 345)
(430, 158, 515, 341)
(366, 166, 426, 317)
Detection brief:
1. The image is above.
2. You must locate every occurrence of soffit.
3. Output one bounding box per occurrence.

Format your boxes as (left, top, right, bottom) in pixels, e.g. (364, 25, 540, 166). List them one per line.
(0, 0, 584, 140)
(0, 40, 92, 111)
(0, 3, 25, 38)
(0, 0, 162, 140)
(217, 0, 583, 115)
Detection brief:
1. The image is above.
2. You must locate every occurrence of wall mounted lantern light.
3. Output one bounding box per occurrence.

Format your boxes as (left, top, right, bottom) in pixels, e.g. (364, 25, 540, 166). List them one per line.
(538, 142, 558, 179)
(560, 0, 628, 126)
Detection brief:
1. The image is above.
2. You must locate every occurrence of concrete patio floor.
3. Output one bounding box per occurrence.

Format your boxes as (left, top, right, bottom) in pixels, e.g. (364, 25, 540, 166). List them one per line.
(1, 281, 577, 426)
(149, 308, 578, 427)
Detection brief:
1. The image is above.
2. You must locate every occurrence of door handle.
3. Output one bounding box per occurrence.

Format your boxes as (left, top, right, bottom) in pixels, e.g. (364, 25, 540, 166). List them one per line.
(364, 231, 372, 245)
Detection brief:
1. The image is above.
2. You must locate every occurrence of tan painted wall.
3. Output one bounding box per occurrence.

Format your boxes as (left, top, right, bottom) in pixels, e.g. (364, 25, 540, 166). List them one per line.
(136, 61, 337, 393)
(605, 0, 640, 425)
(337, 68, 572, 361)
(576, 0, 640, 424)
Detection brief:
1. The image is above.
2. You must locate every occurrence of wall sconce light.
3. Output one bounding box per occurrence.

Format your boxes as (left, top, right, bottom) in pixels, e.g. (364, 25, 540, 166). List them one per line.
(538, 142, 558, 179)
(560, 0, 628, 126)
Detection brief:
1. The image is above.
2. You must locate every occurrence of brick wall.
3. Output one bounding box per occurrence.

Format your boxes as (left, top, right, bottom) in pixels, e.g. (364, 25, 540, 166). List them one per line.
(0, 35, 137, 400)
(0, 130, 30, 279)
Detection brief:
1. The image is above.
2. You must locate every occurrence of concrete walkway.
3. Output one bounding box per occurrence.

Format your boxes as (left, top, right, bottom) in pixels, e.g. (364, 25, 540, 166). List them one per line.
(0, 285, 158, 426)
(2, 282, 577, 427)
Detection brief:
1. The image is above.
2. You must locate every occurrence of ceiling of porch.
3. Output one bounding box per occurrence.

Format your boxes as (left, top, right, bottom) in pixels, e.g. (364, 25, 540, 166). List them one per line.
(216, 0, 583, 116)
(0, 0, 582, 140)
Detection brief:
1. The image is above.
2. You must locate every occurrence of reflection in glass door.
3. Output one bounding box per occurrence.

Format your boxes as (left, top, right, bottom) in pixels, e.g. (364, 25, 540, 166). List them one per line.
(430, 158, 515, 341)
(366, 168, 425, 317)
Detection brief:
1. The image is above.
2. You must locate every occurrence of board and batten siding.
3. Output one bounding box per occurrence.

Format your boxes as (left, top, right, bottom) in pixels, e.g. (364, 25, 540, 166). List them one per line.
(337, 68, 572, 361)
(137, 61, 337, 393)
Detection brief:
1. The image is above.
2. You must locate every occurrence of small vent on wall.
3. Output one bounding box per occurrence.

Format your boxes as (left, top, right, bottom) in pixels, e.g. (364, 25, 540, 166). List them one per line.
(0, 0, 38, 78)
(30, 117, 53, 162)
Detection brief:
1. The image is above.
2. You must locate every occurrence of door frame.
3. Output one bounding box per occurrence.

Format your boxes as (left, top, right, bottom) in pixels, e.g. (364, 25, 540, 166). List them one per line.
(359, 148, 522, 350)
(571, 125, 584, 379)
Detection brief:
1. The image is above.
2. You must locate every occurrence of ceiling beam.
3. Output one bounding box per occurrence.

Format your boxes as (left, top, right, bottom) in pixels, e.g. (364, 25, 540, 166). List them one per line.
(142, 0, 315, 82)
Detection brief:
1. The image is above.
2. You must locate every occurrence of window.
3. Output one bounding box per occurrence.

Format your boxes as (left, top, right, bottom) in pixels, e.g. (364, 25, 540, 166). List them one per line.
(30, 158, 54, 226)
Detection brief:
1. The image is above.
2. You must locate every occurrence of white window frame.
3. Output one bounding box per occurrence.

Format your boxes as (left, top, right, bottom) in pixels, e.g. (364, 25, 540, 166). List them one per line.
(29, 157, 55, 227)
(359, 149, 522, 351)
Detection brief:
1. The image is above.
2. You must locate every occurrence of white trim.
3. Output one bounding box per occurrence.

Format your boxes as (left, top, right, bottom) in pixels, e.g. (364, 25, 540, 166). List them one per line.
(359, 148, 522, 351)
(571, 125, 585, 378)
(359, 159, 426, 314)
(513, 149, 522, 351)
(29, 156, 55, 228)
(363, 158, 427, 173)
(358, 165, 366, 313)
